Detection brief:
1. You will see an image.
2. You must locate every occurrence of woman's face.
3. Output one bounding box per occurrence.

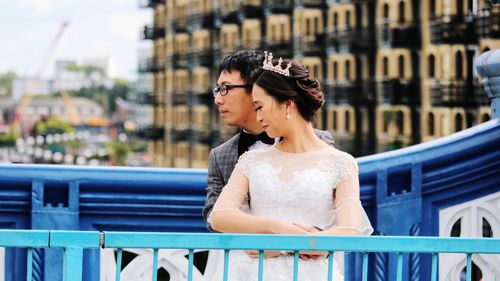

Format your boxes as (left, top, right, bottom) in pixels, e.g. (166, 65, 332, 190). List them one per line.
(252, 84, 287, 138)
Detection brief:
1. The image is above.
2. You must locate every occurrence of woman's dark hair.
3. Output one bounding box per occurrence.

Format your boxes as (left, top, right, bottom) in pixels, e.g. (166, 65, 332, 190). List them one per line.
(254, 59, 325, 122)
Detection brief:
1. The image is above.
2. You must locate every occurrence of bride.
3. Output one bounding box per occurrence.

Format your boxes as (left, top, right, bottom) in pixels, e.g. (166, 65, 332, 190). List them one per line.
(208, 52, 373, 280)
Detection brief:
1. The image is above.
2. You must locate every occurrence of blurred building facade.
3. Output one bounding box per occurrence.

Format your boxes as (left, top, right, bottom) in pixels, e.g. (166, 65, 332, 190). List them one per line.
(139, 0, 499, 168)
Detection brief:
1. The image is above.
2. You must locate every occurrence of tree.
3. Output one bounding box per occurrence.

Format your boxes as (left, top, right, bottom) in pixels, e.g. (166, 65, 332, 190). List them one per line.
(0, 71, 17, 97)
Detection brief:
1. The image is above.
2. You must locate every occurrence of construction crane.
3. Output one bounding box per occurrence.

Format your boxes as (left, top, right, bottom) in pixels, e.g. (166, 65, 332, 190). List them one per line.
(13, 22, 74, 133)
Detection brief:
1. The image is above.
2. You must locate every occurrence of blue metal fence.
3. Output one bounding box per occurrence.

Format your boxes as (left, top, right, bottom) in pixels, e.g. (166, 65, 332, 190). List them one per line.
(1, 230, 499, 281)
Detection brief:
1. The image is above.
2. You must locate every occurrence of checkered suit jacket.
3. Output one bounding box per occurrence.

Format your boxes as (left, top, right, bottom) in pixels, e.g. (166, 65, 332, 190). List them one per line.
(202, 129, 335, 231)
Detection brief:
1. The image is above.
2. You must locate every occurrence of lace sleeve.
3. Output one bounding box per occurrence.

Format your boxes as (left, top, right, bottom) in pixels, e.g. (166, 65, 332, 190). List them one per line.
(331, 156, 373, 235)
(207, 166, 249, 226)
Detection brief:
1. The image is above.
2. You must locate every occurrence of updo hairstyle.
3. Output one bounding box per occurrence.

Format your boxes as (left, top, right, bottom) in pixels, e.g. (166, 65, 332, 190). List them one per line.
(254, 60, 325, 122)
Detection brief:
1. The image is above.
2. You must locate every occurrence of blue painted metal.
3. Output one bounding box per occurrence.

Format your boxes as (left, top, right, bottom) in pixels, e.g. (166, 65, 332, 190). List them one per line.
(476, 49, 500, 118)
(293, 251, 299, 281)
(187, 249, 194, 281)
(102, 232, 500, 253)
(0, 119, 499, 281)
(115, 249, 122, 281)
(223, 249, 229, 281)
(2, 230, 500, 280)
(152, 249, 158, 281)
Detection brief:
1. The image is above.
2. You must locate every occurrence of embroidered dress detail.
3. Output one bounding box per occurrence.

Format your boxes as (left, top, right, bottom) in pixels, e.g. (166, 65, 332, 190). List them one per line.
(209, 146, 373, 280)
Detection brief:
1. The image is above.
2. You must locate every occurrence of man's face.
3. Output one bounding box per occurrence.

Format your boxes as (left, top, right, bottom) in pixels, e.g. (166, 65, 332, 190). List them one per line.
(214, 70, 256, 128)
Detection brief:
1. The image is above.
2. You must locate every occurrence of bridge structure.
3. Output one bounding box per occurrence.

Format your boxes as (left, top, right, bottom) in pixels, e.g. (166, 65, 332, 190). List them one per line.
(0, 50, 499, 280)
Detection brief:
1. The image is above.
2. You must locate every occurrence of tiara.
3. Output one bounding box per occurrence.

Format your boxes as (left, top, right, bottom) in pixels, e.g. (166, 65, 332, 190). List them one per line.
(262, 51, 292, 77)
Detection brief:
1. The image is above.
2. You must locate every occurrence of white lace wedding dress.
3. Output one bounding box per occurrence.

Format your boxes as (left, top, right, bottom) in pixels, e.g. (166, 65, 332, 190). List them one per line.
(208, 146, 373, 281)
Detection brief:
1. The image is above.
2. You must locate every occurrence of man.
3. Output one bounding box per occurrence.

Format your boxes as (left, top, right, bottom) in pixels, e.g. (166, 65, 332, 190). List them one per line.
(203, 50, 334, 231)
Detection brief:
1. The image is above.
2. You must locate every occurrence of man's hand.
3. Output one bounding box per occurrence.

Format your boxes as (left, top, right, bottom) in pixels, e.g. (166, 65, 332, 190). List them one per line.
(293, 223, 327, 260)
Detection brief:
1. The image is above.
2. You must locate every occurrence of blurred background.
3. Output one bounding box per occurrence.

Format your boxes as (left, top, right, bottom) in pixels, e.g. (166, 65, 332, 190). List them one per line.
(0, 0, 498, 167)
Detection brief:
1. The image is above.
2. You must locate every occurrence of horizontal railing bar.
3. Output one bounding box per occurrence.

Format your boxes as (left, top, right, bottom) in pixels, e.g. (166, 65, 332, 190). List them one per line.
(50, 231, 100, 248)
(103, 232, 500, 254)
(0, 230, 49, 247)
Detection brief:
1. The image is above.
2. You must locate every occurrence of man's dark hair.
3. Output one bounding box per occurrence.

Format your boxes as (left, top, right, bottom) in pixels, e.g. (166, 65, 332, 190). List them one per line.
(218, 50, 264, 88)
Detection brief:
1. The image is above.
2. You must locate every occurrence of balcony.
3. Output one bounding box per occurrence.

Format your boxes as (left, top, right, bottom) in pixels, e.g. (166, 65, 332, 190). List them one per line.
(429, 79, 489, 107)
(174, 18, 188, 32)
(294, 33, 325, 56)
(376, 78, 420, 105)
(326, 27, 375, 52)
(378, 20, 420, 48)
(141, 92, 164, 106)
(265, 0, 293, 12)
(138, 58, 164, 73)
(190, 49, 214, 67)
(476, 5, 500, 39)
(187, 11, 215, 30)
(294, 0, 325, 7)
(137, 125, 165, 140)
(265, 40, 293, 58)
(173, 53, 189, 68)
(139, 0, 165, 8)
(324, 80, 374, 105)
(429, 15, 477, 44)
(141, 25, 165, 40)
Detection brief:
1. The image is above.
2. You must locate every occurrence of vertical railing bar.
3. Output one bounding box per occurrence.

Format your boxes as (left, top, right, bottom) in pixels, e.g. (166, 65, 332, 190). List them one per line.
(293, 251, 299, 281)
(466, 254, 472, 281)
(327, 251, 334, 281)
(115, 249, 122, 281)
(26, 248, 33, 281)
(187, 249, 194, 281)
(258, 250, 264, 281)
(396, 252, 403, 281)
(223, 250, 230, 281)
(431, 253, 438, 281)
(362, 252, 369, 281)
(152, 248, 159, 281)
(63, 247, 83, 281)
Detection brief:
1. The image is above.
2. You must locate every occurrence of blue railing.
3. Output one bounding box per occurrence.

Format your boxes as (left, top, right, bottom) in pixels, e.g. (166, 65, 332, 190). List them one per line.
(1, 230, 499, 281)
(1, 118, 499, 281)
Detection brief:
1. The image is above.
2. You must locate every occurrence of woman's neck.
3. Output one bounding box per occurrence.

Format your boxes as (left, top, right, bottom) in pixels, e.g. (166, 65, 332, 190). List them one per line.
(277, 122, 328, 153)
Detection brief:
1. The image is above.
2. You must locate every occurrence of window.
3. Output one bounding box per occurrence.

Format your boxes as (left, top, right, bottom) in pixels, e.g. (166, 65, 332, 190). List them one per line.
(455, 113, 463, 132)
(456, 51, 464, 80)
(345, 111, 350, 131)
(383, 56, 389, 77)
(333, 62, 338, 79)
(398, 1, 405, 24)
(383, 3, 389, 19)
(345, 60, 351, 80)
(428, 112, 435, 135)
(428, 55, 435, 78)
(398, 55, 405, 78)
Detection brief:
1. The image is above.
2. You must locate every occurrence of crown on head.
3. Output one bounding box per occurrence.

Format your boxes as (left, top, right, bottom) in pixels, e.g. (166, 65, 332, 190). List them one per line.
(262, 51, 292, 77)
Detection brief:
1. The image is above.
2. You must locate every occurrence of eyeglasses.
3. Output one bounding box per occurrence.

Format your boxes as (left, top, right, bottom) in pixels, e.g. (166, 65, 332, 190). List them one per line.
(212, 84, 252, 97)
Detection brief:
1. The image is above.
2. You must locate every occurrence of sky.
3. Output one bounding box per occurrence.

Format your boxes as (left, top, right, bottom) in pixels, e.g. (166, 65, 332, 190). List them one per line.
(0, 0, 152, 80)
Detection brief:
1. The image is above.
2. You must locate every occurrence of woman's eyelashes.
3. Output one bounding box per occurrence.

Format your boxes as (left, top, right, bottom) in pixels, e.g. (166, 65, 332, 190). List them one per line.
(254, 106, 262, 112)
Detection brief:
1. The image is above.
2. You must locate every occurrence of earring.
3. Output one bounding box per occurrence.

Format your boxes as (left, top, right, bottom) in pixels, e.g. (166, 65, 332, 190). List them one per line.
(286, 107, 290, 120)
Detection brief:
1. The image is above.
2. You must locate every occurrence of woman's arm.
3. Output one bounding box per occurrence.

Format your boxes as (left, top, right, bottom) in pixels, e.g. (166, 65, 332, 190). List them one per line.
(210, 167, 307, 235)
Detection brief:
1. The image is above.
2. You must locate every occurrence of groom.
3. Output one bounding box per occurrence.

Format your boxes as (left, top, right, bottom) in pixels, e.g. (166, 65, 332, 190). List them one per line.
(202, 50, 335, 231)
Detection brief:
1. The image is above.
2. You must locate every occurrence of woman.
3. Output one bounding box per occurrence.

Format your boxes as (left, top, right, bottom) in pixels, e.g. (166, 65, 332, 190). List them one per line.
(208, 52, 373, 280)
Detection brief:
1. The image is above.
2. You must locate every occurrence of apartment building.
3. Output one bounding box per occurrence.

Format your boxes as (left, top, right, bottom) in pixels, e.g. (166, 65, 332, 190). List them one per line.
(139, 0, 499, 167)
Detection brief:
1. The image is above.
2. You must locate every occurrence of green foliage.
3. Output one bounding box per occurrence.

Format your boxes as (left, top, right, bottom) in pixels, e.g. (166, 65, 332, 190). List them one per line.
(66, 63, 105, 77)
(105, 140, 129, 166)
(0, 127, 19, 147)
(130, 140, 148, 153)
(0, 71, 17, 97)
(35, 117, 75, 136)
(62, 80, 130, 115)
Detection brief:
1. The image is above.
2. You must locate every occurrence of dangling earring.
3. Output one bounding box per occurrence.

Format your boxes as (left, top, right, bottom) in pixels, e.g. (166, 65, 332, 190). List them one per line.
(286, 107, 290, 120)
